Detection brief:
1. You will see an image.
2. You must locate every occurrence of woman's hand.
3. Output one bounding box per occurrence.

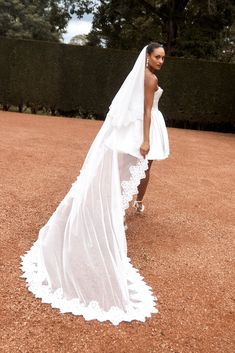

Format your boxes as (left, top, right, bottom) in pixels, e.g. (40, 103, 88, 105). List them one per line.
(140, 141, 150, 158)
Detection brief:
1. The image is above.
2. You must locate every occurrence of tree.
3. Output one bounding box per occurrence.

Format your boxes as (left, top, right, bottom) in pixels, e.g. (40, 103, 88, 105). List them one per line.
(219, 21, 235, 62)
(0, 0, 72, 42)
(86, 0, 164, 50)
(69, 33, 88, 45)
(174, 0, 235, 61)
(69, 0, 235, 61)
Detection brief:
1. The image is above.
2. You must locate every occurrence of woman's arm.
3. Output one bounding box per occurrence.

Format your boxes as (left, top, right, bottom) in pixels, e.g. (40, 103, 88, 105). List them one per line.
(140, 72, 158, 158)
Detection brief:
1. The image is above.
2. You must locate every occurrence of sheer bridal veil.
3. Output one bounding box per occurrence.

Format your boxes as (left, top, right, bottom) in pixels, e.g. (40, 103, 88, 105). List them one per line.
(107, 45, 146, 128)
(20, 45, 158, 325)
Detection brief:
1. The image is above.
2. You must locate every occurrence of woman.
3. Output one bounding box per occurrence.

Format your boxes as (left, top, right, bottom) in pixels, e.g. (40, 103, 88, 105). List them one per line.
(135, 42, 168, 212)
(20, 43, 169, 325)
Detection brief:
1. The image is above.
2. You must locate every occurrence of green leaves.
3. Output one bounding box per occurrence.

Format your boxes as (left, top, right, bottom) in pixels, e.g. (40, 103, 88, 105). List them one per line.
(77, 0, 234, 62)
(0, 0, 72, 42)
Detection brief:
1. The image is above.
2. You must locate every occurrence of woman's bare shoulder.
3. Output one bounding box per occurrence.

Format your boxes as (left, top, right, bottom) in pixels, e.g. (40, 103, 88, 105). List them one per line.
(144, 69, 158, 91)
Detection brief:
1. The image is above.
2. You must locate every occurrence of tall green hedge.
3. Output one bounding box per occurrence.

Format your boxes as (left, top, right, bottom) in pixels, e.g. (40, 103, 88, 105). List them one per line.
(0, 37, 234, 132)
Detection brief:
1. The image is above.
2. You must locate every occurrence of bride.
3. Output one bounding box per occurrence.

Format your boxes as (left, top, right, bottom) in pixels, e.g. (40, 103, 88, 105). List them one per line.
(20, 42, 170, 325)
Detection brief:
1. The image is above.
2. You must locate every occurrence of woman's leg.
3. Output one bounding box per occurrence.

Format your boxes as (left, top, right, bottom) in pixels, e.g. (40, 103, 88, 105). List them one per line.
(125, 160, 153, 228)
(136, 160, 153, 202)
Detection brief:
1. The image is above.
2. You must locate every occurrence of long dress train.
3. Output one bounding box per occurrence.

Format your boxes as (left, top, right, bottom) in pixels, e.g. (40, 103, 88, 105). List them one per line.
(20, 83, 169, 325)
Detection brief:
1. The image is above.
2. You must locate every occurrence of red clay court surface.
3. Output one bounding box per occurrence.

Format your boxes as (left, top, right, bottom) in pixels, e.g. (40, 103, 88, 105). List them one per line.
(0, 111, 234, 353)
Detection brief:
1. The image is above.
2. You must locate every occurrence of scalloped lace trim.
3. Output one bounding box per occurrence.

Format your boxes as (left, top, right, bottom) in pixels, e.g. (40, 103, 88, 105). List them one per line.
(20, 157, 158, 325)
(20, 242, 158, 325)
(121, 157, 149, 211)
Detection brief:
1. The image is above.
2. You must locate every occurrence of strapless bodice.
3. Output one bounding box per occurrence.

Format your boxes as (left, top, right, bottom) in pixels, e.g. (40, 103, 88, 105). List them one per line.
(152, 86, 163, 110)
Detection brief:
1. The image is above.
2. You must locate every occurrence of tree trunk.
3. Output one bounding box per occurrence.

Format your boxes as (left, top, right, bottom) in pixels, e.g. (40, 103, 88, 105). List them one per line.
(163, 0, 191, 55)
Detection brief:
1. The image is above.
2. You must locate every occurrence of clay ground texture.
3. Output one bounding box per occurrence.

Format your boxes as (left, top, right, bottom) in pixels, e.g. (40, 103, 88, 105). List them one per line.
(0, 111, 234, 353)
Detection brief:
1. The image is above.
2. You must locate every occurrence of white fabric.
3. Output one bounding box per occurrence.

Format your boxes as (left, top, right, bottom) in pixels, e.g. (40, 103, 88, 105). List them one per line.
(107, 46, 147, 128)
(147, 87, 169, 159)
(105, 86, 169, 160)
(20, 47, 170, 325)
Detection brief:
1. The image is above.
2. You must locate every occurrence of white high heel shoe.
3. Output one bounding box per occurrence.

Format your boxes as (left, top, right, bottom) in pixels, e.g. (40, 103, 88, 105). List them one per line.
(133, 200, 145, 213)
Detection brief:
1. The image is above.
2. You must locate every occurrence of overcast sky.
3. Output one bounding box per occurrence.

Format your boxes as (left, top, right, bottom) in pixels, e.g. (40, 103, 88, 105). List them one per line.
(62, 13, 93, 43)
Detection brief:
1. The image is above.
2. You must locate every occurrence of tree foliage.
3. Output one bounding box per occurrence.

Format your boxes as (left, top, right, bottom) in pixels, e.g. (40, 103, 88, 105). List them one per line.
(71, 0, 235, 62)
(0, 0, 72, 41)
(70, 33, 88, 45)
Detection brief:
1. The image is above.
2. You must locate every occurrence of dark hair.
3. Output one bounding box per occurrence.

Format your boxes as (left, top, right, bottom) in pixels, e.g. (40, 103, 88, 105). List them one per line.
(146, 42, 164, 54)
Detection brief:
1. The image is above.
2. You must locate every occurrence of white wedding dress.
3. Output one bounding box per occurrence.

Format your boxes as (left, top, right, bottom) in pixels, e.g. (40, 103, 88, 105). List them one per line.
(20, 83, 169, 325)
(106, 86, 169, 160)
(20, 43, 170, 325)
